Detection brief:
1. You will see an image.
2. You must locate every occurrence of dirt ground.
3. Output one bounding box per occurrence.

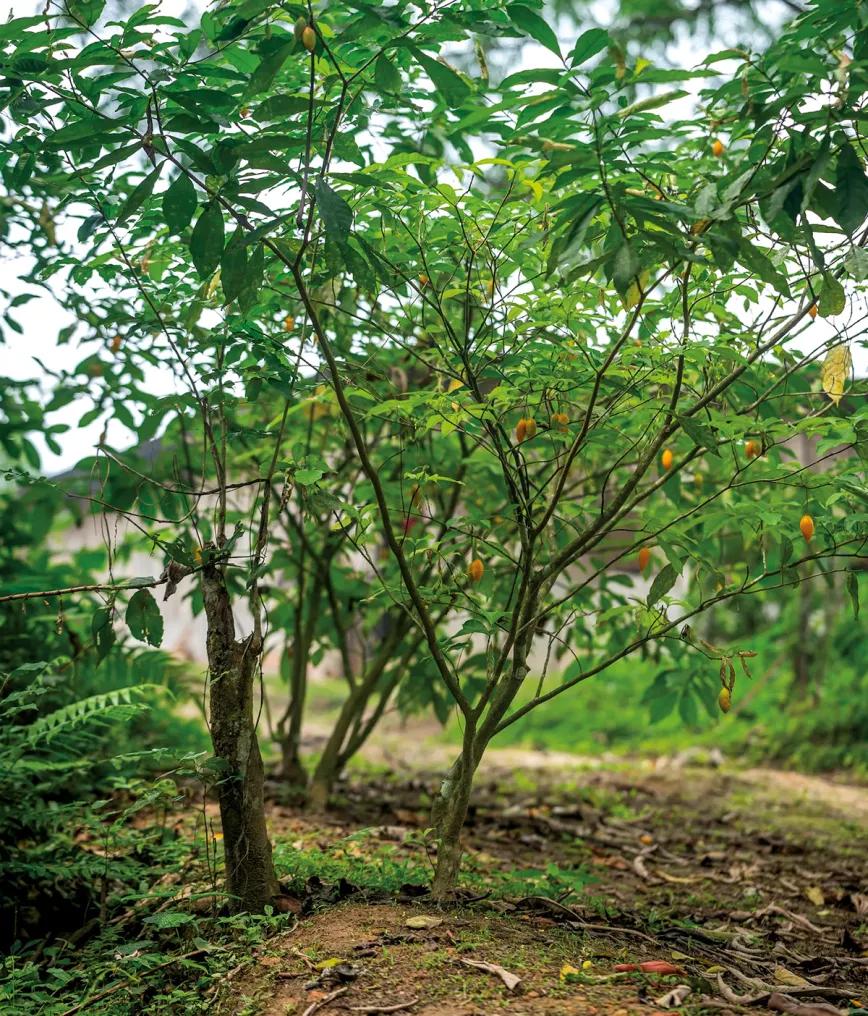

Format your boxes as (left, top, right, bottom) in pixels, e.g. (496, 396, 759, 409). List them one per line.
(218, 752, 868, 1016)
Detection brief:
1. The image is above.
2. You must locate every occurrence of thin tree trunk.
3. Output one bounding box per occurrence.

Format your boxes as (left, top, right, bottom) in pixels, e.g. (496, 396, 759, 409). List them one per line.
(430, 732, 477, 898)
(276, 575, 326, 787)
(308, 622, 407, 809)
(203, 562, 278, 913)
(307, 682, 365, 810)
(430, 599, 538, 896)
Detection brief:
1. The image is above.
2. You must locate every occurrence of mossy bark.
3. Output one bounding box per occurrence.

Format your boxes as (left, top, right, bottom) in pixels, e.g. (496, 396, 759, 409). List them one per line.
(203, 563, 278, 913)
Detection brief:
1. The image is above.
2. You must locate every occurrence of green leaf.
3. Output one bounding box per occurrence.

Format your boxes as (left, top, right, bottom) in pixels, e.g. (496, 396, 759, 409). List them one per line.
(506, 4, 561, 56)
(833, 142, 868, 236)
(126, 589, 164, 647)
(246, 41, 295, 98)
(647, 563, 678, 607)
(314, 178, 353, 244)
(190, 201, 224, 278)
(846, 570, 859, 619)
(779, 536, 794, 568)
(818, 272, 845, 317)
(612, 241, 639, 292)
(91, 607, 116, 664)
(374, 54, 402, 93)
(413, 50, 471, 107)
(738, 240, 790, 297)
(163, 172, 197, 234)
(617, 89, 688, 118)
(67, 0, 105, 25)
(569, 28, 609, 66)
(678, 415, 721, 458)
(221, 231, 249, 303)
(116, 164, 161, 227)
(849, 573, 861, 617)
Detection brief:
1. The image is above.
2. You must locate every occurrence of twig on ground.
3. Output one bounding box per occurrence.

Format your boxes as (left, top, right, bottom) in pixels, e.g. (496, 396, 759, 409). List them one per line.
(302, 986, 350, 1016)
(349, 999, 419, 1013)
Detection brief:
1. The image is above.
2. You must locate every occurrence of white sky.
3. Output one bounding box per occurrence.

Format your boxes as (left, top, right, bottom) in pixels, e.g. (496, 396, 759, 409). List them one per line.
(2, 0, 863, 471)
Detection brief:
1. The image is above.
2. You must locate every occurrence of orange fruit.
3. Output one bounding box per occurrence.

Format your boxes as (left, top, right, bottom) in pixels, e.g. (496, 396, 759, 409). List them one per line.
(799, 514, 814, 542)
(110, 334, 122, 353)
(418, 274, 429, 289)
(711, 138, 725, 157)
(283, 314, 295, 332)
(808, 304, 818, 319)
(516, 417, 537, 441)
(745, 439, 761, 459)
(638, 546, 651, 571)
(468, 558, 484, 583)
(302, 25, 316, 52)
(551, 411, 569, 430)
(661, 448, 674, 470)
(718, 687, 731, 713)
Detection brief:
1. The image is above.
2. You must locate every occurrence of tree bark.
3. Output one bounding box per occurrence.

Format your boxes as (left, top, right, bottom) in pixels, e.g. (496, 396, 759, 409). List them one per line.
(202, 562, 278, 913)
(430, 753, 476, 898)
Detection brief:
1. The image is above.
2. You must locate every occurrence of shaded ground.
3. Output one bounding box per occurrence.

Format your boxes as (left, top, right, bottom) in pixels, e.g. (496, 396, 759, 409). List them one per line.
(219, 757, 867, 1016)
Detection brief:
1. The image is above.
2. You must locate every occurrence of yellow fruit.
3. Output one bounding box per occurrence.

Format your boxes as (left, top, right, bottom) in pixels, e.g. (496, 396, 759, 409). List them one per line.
(552, 411, 569, 430)
(718, 687, 731, 713)
(745, 439, 761, 459)
(468, 558, 484, 583)
(302, 25, 316, 52)
(800, 514, 814, 542)
(516, 419, 527, 442)
(711, 138, 725, 157)
(808, 304, 818, 319)
(638, 546, 651, 571)
(418, 273, 429, 288)
(283, 314, 295, 332)
(661, 448, 674, 470)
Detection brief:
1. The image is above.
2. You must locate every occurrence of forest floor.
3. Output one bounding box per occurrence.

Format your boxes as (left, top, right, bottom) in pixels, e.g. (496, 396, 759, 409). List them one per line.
(212, 748, 868, 1016)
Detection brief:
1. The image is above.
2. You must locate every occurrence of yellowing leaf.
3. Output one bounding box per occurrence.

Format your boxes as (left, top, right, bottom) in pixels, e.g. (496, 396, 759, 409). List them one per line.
(315, 957, 343, 970)
(774, 965, 810, 987)
(405, 914, 443, 929)
(821, 344, 853, 405)
(804, 885, 825, 906)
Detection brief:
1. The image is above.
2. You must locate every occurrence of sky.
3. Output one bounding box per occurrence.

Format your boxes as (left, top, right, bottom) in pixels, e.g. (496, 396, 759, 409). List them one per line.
(2, 0, 863, 472)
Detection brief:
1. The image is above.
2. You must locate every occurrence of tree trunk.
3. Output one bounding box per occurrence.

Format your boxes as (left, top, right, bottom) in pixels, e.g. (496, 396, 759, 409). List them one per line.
(308, 623, 407, 810)
(308, 685, 363, 810)
(203, 562, 278, 914)
(430, 731, 477, 898)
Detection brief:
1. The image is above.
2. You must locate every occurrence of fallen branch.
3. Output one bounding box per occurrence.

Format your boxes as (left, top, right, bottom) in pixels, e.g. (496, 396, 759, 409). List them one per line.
(349, 999, 419, 1014)
(767, 992, 844, 1016)
(302, 987, 349, 1016)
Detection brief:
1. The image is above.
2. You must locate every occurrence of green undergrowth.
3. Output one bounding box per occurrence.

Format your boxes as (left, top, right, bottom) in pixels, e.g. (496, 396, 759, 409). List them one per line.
(491, 654, 868, 775)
